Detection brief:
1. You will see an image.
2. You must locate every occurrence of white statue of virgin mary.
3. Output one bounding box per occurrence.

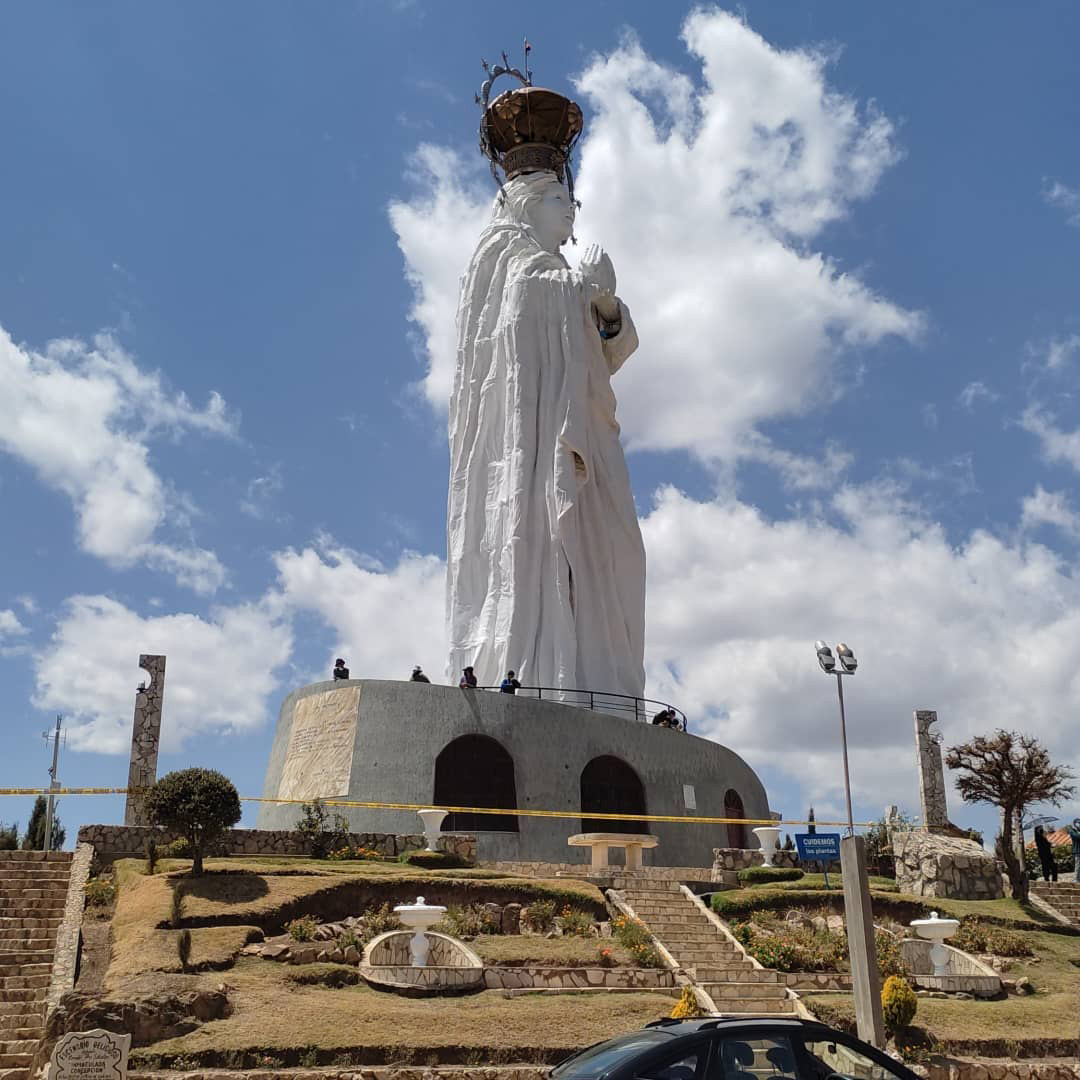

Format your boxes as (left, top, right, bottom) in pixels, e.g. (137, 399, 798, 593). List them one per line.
(446, 169, 646, 702)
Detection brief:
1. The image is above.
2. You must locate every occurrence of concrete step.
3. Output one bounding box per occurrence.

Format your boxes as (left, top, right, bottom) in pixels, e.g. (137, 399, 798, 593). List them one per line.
(0, 855, 71, 864)
(691, 966, 773, 983)
(0, 919, 63, 931)
(0, 1049, 36, 1067)
(702, 979, 788, 1000)
(648, 931, 724, 943)
(0, 991, 43, 1006)
(0, 1000, 43, 1018)
(0, 936, 56, 951)
(0, 1025, 42, 1042)
(0, 973, 50, 988)
(0, 953, 53, 968)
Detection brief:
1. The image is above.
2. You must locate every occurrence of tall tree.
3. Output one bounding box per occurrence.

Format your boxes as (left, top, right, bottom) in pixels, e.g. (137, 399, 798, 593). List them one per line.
(146, 768, 241, 875)
(0, 822, 18, 850)
(21, 796, 65, 851)
(945, 731, 1075, 899)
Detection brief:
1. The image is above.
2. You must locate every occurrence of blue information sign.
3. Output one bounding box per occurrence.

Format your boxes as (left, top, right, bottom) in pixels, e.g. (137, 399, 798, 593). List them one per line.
(795, 832, 841, 861)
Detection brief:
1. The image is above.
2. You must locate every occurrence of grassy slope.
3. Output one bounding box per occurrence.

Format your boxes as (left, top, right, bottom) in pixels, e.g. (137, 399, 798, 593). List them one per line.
(714, 880, 1080, 1050)
(471, 935, 634, 968)
(107, 857, 605, 987)
(132, 958, 672, 1066)
(712, 877, 1066, 930)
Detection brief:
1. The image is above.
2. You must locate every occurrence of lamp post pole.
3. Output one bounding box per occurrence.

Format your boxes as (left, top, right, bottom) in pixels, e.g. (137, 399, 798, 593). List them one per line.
(834, 672, 855, 837)
(813, 641, 884, 1048)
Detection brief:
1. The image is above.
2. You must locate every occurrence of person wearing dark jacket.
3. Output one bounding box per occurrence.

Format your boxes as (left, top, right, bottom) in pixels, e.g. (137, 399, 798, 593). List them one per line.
(459, 666, 478, 689)
(1034, 825, 1058, 882)
(411, 666, 431, 683)
(333, 658, 350, 680)
(500, 671, 521, 694)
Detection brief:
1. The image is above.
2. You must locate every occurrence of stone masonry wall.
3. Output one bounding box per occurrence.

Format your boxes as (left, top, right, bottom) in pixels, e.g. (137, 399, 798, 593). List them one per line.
(891, 828, 1004, 899)
(712, 848, 801, 872)
(78, 824, 476, 864)
(915, 709, 949, 831)
(124, 654, 165, 827)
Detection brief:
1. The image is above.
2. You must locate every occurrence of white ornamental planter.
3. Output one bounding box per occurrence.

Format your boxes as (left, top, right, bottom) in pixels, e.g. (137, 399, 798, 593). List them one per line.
(909, 910, 961, 976)
(417, 808, 448, 853)
(752, 826, 782, 867)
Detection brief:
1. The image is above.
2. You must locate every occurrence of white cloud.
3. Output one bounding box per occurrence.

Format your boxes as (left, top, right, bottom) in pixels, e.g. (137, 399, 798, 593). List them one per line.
(0, 325, 233, 593)
(1044, 179, 1080, 227)
(389, 10, 922, 463)
(33, 595, 293, 753)
(0, 610, 28, 639)
(16, 595, 38, 615)
(241, 466, 285, 521)
(957, 381, 998, 410)
(274, 536, 446, 682)
(1021, 486, 1080, 540)
(1046, 334, 1080, 370)
(638, 484, 1080, 821)
(1020, 405, 1080, 472)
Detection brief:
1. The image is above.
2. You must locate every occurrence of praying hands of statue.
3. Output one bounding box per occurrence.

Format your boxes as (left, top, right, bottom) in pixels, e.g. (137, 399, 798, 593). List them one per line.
(578, 243, 621, 327)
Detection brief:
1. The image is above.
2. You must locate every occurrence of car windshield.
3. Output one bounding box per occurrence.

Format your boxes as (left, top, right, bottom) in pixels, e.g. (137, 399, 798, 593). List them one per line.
(551, 1032, 673, 1080)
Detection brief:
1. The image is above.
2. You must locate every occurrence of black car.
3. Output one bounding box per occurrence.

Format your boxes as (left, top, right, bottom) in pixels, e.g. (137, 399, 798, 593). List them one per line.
(550, 1017, 919, 1080)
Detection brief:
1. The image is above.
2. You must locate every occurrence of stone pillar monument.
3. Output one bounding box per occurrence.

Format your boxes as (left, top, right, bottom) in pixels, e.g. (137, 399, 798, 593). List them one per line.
(124, 654, 165, 826)
(914, 709, 948, 832)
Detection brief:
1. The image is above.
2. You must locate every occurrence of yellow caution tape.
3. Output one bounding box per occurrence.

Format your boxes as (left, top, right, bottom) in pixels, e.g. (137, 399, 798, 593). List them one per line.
(0, 787, 875, 828)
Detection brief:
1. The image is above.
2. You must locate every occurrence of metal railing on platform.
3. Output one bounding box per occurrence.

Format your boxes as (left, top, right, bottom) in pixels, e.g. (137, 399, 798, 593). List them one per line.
(474, 684, 688, 731)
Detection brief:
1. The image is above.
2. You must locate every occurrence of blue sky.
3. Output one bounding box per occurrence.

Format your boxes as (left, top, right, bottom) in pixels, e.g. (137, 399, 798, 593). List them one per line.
(2, 2, 1079, 849)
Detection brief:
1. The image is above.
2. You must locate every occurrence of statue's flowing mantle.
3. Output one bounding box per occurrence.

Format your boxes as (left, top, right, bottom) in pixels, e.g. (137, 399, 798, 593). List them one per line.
(446, 203, 646, 699)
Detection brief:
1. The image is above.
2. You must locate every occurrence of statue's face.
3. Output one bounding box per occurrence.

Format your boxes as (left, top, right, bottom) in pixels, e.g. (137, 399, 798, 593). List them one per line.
(527, 178, 575, 249)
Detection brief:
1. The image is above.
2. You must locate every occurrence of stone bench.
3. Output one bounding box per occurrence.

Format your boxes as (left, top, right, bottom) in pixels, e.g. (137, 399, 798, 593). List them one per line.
(567, 832, 658, 871)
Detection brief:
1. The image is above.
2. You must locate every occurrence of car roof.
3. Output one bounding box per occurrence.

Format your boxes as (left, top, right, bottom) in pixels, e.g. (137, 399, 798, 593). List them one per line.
(644, 1016, 818, 1035)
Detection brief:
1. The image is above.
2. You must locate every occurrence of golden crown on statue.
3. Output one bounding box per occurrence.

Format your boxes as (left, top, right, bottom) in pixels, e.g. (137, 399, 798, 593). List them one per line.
(478, 45, 584, 200)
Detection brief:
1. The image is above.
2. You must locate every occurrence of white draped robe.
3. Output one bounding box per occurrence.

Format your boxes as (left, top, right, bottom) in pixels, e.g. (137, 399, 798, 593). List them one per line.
(446, 221, 646, 700)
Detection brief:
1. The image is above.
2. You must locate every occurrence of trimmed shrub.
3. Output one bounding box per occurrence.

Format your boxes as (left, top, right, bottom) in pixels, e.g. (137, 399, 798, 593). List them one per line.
(399, 850, 471, 870)
(670, 985, 705, 1019)
(521, 899, 557, 932)
(438, 904, 498, 939)
(953, 917, 1034, 958)
(162, 837, 194, 859)
(177, 929, 192, 973)
(84, 877, 116, 907)
(881, 975, 917, 1036)
(737, 866, 805, 885)
(557, 906, 594, 938)
(287, 915, 319, 942)
(875, 928, 904, 978)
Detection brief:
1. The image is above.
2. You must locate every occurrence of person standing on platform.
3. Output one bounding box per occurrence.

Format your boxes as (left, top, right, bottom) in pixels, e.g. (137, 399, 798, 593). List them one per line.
(411, 666, 431, 683)
(1034, 825, 1058, 882)
(500, 671, 521, 694)
(333, 658, 350, 681)
(459, 666, 478, 689)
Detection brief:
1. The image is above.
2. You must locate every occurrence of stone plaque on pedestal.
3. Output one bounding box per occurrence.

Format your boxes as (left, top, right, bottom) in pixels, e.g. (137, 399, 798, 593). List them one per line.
(276, 685, 360, 802)
(50, 1029, 130, 1080)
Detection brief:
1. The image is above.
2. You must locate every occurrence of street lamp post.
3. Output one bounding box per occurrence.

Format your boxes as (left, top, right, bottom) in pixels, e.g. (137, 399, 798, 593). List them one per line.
(813, 640, 884, 1048)
(815, 641, 857, 836)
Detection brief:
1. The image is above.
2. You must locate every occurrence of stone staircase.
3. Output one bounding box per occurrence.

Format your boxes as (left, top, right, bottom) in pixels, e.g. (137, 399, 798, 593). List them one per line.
(1031, 880, 1080, 926)
(0, 851, 73, 1080)
(618, 880, 794, 1014)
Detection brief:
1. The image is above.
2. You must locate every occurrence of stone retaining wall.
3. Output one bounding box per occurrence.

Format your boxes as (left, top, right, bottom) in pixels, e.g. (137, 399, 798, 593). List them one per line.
(77, 825, 476, 864)
(45, 842, 94, 1018)
(486, 860, 726, 883)
(783, 972, 852, 991)
(482, 966, 675, 990)
(891, 829, 1004, 900)
(712, 848, 802, 872)
(924, 1060, 1080, 1080)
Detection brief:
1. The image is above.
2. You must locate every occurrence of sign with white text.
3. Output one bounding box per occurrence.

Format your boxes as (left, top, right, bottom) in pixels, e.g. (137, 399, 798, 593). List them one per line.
(795, 832, 841, 861)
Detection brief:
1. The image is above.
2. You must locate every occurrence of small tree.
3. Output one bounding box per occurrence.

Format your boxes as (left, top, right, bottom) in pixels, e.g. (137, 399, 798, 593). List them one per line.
(0, 822, 18, 850)
(295, 798, 351, 858)
(21, 796, 65, 851)
(146, 769, 241, 875)
(945, 731, 1075, 900)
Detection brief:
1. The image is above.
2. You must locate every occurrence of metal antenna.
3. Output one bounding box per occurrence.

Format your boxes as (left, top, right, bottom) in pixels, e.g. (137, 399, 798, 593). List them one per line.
(41, 715, 64, 852)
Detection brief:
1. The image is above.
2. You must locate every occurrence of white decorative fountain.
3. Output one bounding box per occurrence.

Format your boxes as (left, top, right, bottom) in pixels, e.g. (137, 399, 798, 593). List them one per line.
(752, 826, 781, 867)
(417, 808, 448, 853)
(909, 910, 960, 976)
(393, 896, 447, 967)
